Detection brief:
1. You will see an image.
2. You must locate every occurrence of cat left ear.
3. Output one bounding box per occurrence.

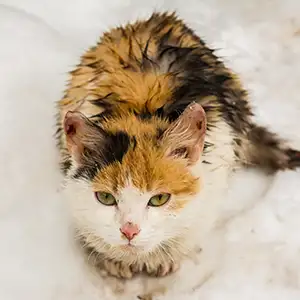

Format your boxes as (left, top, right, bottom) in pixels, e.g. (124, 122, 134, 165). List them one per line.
(63, 111, 106, 165)
(160, 102, 207, 165)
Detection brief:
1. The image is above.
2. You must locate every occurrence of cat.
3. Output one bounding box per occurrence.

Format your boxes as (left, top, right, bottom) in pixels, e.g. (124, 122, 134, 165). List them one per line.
(55, 11, 300, 298)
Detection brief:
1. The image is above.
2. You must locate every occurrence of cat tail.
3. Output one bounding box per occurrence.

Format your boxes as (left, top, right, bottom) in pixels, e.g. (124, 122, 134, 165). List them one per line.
(234, 123, 300, 172)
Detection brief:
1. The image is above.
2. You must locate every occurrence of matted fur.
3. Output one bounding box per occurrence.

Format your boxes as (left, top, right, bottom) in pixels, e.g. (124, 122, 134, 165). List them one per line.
(56, 11, 300, 299)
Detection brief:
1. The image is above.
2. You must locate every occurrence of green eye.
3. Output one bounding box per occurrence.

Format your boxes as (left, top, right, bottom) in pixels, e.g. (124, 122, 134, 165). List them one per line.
(148, 193, 171, 207)
(95, 192, 117, 206)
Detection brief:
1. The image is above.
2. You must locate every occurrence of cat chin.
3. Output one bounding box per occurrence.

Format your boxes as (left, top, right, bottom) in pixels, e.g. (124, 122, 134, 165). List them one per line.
(111, 242, 166, 258)
(116, 243, 150, 255)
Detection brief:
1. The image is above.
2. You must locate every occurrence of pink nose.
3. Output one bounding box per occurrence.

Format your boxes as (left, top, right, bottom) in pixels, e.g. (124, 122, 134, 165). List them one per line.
(120, 222, 140, 241)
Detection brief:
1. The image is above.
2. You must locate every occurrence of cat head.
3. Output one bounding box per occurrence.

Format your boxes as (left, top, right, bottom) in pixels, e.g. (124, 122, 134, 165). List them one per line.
(62, 103, 207, 261)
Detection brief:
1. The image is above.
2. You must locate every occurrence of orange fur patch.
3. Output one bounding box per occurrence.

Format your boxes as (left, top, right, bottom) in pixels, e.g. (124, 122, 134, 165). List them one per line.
(58, 12, 202, 119)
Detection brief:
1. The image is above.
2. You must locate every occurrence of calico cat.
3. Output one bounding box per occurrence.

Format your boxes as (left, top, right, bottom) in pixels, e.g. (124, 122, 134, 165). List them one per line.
(56, 11, 300, 297)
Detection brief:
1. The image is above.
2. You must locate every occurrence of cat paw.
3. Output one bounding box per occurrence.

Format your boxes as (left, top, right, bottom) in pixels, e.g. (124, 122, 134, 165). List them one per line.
(147, 260, 179, 277)
(103, 259, 134, 279)
(157, 261, 179, 277)
(137, 294, 153, 300)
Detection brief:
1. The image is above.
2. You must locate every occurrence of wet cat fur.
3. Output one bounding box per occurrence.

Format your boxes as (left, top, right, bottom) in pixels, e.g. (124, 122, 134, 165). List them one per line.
(56, 11, 300, 282)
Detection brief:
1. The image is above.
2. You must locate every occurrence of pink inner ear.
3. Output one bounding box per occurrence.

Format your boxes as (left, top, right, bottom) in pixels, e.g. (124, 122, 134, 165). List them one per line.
(63, 111, 91, 162)
(64, 111, 83, 137)
(197, 120, 204, 130)
(162, 102, 207, 164)
(65, 121, 76, 136)
(187, 102, 206, 130)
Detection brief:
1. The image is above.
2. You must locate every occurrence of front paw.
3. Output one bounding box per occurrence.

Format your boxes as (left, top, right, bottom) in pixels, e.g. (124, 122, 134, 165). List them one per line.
(137, 294, 153, 300)
(103, 259, 134, 279)
(146, 260, 179, 277)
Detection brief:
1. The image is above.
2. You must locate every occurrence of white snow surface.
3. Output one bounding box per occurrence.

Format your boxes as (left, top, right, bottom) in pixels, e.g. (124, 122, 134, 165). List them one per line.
(0, 0, 300, 299)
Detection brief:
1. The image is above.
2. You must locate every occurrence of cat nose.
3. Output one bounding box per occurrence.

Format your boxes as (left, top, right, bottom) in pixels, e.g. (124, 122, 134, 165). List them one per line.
(120, 222, 140, 241)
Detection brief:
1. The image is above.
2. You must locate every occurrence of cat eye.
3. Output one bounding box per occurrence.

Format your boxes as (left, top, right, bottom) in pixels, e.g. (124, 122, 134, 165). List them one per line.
(148, 193, 171, 207)
(95, 192, 117, 206)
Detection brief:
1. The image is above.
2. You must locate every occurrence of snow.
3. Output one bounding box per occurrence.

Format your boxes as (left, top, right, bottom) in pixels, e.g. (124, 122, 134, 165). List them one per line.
(0, 0, 300, 299)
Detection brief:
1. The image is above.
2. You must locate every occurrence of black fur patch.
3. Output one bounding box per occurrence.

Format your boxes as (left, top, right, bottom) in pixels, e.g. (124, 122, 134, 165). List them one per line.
(156, 127, 165, 140)
(153, 42, 254, 137)
(61, 159, 72, 175)
(90, 93, 116, 110)
(104, 131, 131, 165)
(154, 46, 220, 122)
(286, 149, 300, 169)
(72, 130, 131, 181)
(90, 109, 115, 123)
(136, 111, 153, 120)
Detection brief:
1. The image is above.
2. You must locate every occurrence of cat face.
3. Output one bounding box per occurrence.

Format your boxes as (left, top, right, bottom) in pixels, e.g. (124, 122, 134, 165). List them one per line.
(63, 103, 207, 259)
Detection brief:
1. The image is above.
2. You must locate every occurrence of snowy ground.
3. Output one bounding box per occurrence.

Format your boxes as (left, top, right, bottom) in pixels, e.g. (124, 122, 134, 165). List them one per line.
(0, 0, 300, 299)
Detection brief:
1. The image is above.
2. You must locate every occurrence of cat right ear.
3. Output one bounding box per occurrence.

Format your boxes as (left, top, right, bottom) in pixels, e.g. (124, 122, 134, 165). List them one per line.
(63, 111, 106, 165)
(160, 102, 207, 165)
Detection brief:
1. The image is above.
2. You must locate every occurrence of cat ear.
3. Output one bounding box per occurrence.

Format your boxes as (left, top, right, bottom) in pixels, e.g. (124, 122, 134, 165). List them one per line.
(63, 111, 106, 165)
(160, 102, 207, 165)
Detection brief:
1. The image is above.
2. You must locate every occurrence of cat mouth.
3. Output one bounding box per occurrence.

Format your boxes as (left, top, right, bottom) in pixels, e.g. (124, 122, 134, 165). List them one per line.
(119, 243, 143, 252)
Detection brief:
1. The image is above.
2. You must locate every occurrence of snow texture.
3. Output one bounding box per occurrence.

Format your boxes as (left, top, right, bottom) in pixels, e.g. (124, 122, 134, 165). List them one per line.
(0, 0, 300, 299)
